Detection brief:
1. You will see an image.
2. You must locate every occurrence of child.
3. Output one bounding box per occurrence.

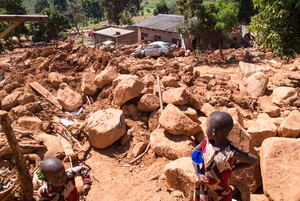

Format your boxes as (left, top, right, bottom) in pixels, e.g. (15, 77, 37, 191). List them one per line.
(192, 111, 258, 201)
(35, 157, 92, 201)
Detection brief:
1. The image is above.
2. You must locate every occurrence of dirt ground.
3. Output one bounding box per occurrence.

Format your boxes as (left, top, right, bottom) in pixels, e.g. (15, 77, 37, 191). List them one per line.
(0, 42, 299, 201)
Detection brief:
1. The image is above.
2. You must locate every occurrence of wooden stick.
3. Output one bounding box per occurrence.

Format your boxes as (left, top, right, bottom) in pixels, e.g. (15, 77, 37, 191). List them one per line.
(0, 110, 33, 201)
(128, 143, 150, 164)
(156, 75, 163, 113)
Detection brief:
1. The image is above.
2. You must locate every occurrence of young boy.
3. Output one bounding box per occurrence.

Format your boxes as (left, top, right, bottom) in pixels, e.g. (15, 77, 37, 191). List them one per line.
(193, 111, 258, 201)
(36, 157, 92, 201)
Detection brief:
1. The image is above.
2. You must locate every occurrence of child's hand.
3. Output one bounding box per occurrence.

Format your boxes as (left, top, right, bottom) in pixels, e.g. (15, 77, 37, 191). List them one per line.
(197, 174, 208, 185)
(83, 184, 91, 195)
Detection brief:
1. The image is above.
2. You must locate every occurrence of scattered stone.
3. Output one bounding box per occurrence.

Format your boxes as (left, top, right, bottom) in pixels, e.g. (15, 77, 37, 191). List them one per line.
(85, 109, 126, 149)
(164, 157, 196, 199)
(81, 72, 97, 96)
(246, 72, 269, 98)
(148, 110, 160, 132)
(278, 110, 300, 138)
(94, 67, 118, 89)
(17, 92, 35, 105)
(113, 76, 144, 106)
(200, 103, 216, 117)
(150, 128, 195, 160)
(239, 61, 272, 75)
(177, 106, 198, 121)
(161, 75, 180, 87)
(260, 137, 300, 201)
(137, 94, 160, 112)
(48, 72, 68, 89)
(131, 142, 147, 158)
(1, 91, 22, 110)
(247, 114, 278, 147)
(57, 83, 82, 112)
(159, 104, 202, 136)
(162, 87, 188, 106)
(13, 116, 43, 132)
(141, 73, 156, 87)
(250, 194, 269, 201)
(272, 86, 297, 106)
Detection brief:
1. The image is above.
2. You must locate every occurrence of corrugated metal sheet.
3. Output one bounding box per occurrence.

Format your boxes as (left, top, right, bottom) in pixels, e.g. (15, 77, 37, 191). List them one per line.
(134, 14, 184, 32)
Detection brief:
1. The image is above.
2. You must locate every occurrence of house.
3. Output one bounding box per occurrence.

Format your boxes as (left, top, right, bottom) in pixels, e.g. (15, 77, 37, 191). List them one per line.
(93, 26, 137, 45)
(133, 14, 192, 48)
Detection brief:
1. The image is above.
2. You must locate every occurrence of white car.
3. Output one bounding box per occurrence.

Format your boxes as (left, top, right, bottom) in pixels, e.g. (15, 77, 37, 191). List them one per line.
(132, 41, 177, 58)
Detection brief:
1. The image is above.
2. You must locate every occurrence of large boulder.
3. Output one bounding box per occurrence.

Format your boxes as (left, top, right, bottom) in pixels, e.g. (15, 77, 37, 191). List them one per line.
(272, 86, 297, 106)
(278, 110, 300, 138)
(260, 137, 300, 201)
(246, 72, 269, 98)
(35, 133, 64, 158)
(137, 93, 160, 112)
(81, 72, 97, 96)
(161, 75, 180, 87)
(164, 157, 197, 199)
(94, 68, 118, 89)
(57, 83, 82, 112)
(159, 104, 202, 136)
(247, 114, 278, 147)
(85, 109, 126, 149)
(48, 72, 68, 89)
(150, 128, 195, 160)
(13, 116, 43, 132)
(1, 91, 22, 110)
(228, 122, 262, 199)
(113, 76, 144, 106)
(162, 87, 188, 106)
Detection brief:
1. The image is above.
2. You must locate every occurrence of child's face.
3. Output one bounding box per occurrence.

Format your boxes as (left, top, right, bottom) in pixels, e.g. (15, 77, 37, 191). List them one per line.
(45, 168, 67, 187)
(206, 119, 216, 144)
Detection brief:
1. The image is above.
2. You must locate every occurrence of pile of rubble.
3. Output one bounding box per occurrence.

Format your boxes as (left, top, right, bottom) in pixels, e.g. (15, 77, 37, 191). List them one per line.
(0, 40, 299, 200)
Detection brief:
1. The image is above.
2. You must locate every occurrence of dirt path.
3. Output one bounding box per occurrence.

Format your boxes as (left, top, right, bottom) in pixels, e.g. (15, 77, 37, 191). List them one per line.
(85, 147, 179, 201)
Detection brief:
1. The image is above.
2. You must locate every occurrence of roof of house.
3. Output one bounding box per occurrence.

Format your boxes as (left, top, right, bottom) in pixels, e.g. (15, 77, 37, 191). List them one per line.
(93, 27, 135, 37)
(134, 14, 184, 32)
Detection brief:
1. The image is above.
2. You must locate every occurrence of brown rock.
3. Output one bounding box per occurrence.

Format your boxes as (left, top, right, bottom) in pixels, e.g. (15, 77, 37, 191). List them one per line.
(137, 94, 160, 112)
(164, 157, 197, 199)
(159, 104, 202, 136)
(161, 75, 180, 87)
(17, 93, 35, 105)
(246, 72, 269, 98)
(200, 103, 216, 117)
(48, 72, 68, 89)
(278, 110, 300, 138)
(150, 128, 195, 160)
(131, 142, 147, 158)
(260, 137, 300, 201)
(1, 91, 22, 110)
(57, 83, 82, 112)
(81, 72, 97, 96)
(162, 87, 187, 106)
(94, 68, 118, 89)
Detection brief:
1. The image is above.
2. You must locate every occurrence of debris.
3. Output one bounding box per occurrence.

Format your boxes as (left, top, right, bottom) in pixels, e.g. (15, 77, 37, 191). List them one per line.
(29, 81, 62, 110)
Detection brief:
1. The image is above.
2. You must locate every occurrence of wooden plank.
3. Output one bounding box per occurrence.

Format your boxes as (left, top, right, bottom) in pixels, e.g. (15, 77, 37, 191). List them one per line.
(0, 21, 21, 39)
(29, 81, 62, 110)
(0, 15, 48, 22)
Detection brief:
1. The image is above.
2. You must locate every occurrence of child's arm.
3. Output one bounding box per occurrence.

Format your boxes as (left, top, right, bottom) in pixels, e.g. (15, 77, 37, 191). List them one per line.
(66, 166, 92, 195)
(232, 149, 259, 171)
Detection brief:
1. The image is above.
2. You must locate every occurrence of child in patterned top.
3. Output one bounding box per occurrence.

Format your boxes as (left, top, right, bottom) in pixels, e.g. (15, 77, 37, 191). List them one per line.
(193, 111, 258, 201)
(35, 157, 92, 201)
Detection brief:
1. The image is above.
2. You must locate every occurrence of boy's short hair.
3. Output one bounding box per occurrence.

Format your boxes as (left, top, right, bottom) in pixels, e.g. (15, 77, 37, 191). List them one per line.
(208, 111, 233, 135)
(40, 157, 64, 175)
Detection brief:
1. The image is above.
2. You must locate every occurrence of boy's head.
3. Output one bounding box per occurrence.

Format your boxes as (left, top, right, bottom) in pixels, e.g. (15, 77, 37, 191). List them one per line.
(206, 111, 233, 145)
(40, 157, 67, 187)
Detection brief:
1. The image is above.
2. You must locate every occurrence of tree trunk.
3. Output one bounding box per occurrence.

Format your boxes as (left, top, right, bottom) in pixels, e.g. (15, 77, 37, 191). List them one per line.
(219, 37, 224, 60)
(0, 111, 33, 201)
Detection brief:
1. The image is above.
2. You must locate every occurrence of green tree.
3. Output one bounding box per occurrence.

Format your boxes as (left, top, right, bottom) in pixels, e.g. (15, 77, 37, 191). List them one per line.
(238, 0, 256, 24)
(82, 0, 104, 20)
(30, 6, 70, 41)
(53, 0, 68, 12)
(66, 0, 87, 34)
(153, 0, 170, 16)
(0, 0, 28, 46)
(100, 0, 141, 25)
(34, 0, 50, 13)
(178, 0, 240, 59)
(249, 0, 300, 60)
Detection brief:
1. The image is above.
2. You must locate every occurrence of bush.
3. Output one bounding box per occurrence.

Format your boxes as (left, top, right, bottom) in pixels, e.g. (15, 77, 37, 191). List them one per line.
(58, 32, 68, 41)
